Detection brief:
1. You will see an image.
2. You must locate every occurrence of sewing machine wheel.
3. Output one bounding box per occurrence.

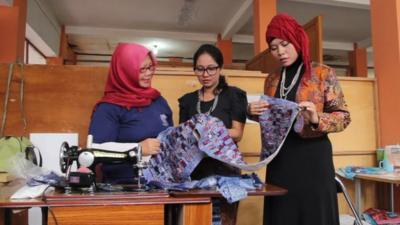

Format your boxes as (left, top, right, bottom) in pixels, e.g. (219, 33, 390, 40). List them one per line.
(60, 141, 70, 173)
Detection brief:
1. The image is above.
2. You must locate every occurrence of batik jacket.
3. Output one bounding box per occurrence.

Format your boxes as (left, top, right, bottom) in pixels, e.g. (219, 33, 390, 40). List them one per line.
(264, 62, 351, 138)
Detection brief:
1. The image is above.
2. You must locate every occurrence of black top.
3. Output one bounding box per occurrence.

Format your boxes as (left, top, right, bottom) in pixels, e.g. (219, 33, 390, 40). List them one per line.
(178, 86, 247, 179)
(178, 86, 247, 127)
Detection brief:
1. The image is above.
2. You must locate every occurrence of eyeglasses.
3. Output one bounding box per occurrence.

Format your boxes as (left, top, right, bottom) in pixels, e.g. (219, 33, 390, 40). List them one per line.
(194, 66, 219, 76)
(139, 64, 156, 73)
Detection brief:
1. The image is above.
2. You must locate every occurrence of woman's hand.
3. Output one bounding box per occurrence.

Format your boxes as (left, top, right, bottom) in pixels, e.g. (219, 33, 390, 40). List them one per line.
(228, 121, 245, 142)
(298, 101, 319, 125)
(139, 138, 160, 156)
(247, 100, 269, 116)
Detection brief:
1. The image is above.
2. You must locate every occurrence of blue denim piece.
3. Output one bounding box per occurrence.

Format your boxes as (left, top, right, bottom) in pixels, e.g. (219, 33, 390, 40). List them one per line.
(148, 173, 263, 203)
(217, 173, 263, 203)
(27, 171, 66, 187)
(218, 183, 247, 204)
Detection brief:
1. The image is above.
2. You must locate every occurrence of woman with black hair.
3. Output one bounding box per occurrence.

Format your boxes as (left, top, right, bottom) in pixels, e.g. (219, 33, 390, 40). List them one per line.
(178, 44, 247, 225)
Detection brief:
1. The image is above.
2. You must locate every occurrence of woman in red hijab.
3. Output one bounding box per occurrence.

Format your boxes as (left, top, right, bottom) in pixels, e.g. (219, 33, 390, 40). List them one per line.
(247, 14, 351, 225)
(88, 43, 173, 184)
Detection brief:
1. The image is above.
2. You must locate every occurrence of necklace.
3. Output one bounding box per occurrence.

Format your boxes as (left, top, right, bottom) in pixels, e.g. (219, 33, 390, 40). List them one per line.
(196, 89, 219, 115)
(280, 63, 303, 99)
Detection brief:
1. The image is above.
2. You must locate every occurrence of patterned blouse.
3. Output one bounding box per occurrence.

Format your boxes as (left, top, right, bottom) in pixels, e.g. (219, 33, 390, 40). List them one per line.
(264, 62, 351, 138)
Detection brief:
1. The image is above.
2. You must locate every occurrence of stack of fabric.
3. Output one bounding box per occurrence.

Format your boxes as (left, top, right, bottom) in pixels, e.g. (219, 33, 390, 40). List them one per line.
(337, 166, 386, 179)
(363, 208, 400, 225)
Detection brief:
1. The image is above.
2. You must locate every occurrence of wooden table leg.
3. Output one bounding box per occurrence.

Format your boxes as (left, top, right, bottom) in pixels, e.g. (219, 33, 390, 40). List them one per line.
(4, 209, 11, 225)
(182, 202, 212, 225)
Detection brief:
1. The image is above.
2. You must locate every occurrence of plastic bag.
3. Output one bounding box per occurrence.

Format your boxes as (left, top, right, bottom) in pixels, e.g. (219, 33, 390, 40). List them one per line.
(6, 152, 44, 179)
(0, 136, 33, 171)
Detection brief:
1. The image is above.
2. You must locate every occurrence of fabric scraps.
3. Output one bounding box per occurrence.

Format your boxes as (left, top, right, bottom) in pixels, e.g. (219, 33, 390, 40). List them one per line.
(147, 173, 263, 203)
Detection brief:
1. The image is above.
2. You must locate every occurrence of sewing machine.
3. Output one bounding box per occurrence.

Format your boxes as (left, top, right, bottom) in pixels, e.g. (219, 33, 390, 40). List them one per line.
(59, 139, 148, 193)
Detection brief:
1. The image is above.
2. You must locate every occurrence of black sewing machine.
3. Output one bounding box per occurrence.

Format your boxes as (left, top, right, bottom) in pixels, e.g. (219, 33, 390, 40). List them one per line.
(59, 141, 147, 193)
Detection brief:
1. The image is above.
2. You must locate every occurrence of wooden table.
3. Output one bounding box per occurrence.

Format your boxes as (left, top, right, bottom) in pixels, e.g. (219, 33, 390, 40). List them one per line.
(0, 180, 47, 225)
(170, 184, 287, 198)
(0, 180, 287, 225)
(352, 173, 400, 217)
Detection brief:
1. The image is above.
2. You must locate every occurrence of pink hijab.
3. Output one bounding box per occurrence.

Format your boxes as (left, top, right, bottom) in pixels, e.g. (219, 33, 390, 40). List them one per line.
(98, 43, 160, 109)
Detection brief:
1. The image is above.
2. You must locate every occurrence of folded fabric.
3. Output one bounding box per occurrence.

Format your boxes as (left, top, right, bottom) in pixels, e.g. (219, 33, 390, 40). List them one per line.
(218, 184, 247, 204)
(148, 173, 263, 203)
(363, 208, 400, 225)
(338, 166, 386, 180)
(217, 174, 262, 203)
(27, 171, 66, 187)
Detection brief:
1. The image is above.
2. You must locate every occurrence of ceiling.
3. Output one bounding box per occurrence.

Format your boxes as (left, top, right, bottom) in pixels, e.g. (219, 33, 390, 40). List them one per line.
(40, 0, 372, 65)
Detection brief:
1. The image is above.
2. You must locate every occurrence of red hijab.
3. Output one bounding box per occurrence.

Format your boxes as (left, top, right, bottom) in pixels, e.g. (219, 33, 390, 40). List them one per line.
(266, 13, 311, 79)
(98, 43, 160, 109)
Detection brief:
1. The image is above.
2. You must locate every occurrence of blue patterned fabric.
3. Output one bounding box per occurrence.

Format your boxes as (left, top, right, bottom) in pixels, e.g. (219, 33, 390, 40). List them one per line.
(143, 116, 205, 184)
(143, 113, 258, 186)
(147, 173, 262, 203)
(337, 166, 386, 180)
(27, 171, 65, 187)
(259, 95, 300, 163)
(143, 96, 298, 202)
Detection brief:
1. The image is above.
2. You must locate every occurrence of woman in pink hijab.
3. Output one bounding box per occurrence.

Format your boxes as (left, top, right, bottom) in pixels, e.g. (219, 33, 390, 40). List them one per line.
(89, 43, 173, 184)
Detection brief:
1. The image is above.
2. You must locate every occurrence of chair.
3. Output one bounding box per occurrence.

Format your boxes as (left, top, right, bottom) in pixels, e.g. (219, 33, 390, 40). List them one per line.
(335, 175, 364, 225)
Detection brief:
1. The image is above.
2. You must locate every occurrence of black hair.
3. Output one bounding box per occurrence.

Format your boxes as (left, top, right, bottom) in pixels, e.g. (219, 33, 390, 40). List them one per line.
(193, 44, 228, 93)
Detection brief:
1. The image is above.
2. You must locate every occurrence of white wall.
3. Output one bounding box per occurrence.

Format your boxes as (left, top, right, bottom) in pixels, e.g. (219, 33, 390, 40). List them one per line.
(27, 44, 46, 64)
(27, 0, 61, 56)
